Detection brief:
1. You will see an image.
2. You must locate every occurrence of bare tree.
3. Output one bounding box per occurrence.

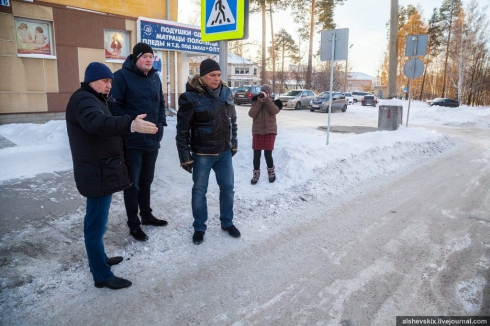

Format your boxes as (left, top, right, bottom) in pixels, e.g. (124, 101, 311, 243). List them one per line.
(291, 0, 345, 89)
(439, 0, 462, 97)
(270, 28, 300, 93)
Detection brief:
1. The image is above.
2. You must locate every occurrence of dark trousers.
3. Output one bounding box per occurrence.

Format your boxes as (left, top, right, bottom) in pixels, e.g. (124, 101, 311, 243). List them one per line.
(85, 194, 113, 282)
(124, 149, 159, 231)
(253, 150, 273, 170)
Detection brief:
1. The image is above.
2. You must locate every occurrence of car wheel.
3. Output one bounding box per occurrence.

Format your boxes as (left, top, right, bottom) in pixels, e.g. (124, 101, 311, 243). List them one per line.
(354, 99, 358, 103)
(342, 105, 347, 112)
(310, 109, 315, 112)
(295, 102, 301, 110)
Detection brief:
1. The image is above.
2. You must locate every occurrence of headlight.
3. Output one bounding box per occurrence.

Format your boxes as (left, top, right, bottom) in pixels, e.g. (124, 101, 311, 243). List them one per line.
(288, 99, 295, 103)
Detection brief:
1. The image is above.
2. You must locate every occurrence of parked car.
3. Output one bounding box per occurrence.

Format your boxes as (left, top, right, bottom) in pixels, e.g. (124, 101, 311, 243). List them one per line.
(343, 92, 354, 104)
(352, 91, 373, 103)
(428, 98, 459, 107)
(310, 92, 348, 113)
(278, 89, 316, 110)
(426, 98, 444, 105)
(361, 95, 377, 107)
(233, 85, 261, 105)
(229, 87, 238, 96)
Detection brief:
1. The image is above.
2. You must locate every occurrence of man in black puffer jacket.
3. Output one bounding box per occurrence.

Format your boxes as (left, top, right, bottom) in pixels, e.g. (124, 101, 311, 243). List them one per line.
(176, 59, 239, 245)
(112, 43, 168, 242)
(66, 62, 158, 290)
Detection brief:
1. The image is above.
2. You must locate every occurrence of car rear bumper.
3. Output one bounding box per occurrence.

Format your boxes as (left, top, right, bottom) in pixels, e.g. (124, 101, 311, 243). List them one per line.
(234, 98, 252, 104)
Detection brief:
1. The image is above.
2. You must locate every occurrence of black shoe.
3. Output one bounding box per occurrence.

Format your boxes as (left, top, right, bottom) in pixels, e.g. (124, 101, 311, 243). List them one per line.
(130, 228, 148, 241)
(193, 231, 205, 245)
(221, 225, 241, 238)
(106, 256, 123, 266)
(141, 214, 168, 226)
(94, 275, 132, 290)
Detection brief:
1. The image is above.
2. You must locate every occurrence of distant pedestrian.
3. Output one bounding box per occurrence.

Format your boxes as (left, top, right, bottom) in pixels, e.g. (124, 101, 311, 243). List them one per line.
(176, 58, 240, 245)
(66, 62, 158, 289)
(112, 42, 168, 242)
(248, 84, 282, 184)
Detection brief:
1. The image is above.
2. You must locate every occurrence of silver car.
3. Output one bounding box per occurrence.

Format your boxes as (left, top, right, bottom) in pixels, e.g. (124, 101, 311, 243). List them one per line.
(278, 89, 316, 110)
(309, 92, 348, 113)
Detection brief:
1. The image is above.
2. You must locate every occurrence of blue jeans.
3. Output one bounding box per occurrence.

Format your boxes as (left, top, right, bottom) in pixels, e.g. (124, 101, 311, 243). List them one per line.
(191, 150, 234, 232)
(84, 194, 113, 283)
(124, 149, 159, 231)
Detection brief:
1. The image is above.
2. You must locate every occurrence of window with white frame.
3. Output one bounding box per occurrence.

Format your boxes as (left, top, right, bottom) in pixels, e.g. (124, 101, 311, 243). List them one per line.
(14, 17, 55, 58)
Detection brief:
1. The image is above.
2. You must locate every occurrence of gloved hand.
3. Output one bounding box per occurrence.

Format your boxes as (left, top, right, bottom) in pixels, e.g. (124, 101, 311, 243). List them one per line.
(181, 162, 193, 173)
(231, 149, 237, 157)
(274, 99, 283, 110)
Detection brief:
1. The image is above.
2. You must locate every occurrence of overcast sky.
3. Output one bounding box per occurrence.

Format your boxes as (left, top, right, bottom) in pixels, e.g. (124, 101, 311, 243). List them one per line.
(178, 0, 490, 77)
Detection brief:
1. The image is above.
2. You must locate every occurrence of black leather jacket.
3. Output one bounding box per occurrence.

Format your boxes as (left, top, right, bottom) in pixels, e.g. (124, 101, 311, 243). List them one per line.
(176, 75, 237, 164)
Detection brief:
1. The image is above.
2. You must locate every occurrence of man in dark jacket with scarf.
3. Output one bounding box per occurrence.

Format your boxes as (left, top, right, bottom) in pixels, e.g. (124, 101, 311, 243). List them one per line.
(111, 43, 167, 242)
(66, 62, 158, 289)
(176, 59, 240, 245)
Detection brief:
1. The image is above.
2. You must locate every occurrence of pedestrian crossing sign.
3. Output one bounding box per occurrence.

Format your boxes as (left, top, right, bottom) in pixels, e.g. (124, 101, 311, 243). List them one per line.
(201, 0, 248, 42)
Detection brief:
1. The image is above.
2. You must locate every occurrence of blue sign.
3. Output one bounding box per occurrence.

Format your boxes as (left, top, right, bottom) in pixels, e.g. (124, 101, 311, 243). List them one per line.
(138, 19, 219, 55)
(1, 0, 10, 6)
(204, 0, 238, 34)
(201, 0, 248, 42)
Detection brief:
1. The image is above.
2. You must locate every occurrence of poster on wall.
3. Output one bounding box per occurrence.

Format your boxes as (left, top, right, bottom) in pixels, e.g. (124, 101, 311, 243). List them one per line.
(104, 29, 130, 62)
(14, 17, 54, 57)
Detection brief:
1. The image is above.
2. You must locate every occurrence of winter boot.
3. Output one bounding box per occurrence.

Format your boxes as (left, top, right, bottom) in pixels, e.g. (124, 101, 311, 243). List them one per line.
(267, 166, 276, 183)
(251, 170, 260, 185)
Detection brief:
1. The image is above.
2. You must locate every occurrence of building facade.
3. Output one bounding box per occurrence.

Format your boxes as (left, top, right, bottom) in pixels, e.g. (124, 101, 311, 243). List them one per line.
(0, 0, 178, 124)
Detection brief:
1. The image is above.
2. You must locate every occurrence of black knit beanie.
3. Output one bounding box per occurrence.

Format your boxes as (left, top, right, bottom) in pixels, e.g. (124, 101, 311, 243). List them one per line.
(84, 62, 114, 83)
(200, 59, 221, 76)
(132, 42, 153, 61)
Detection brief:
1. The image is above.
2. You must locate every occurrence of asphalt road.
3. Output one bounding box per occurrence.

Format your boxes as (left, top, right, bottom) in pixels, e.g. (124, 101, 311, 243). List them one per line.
(1, 105, 489, 324)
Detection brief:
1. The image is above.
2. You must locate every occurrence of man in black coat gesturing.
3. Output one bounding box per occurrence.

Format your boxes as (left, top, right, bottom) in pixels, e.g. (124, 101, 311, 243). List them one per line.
(66, 62, 158, 290)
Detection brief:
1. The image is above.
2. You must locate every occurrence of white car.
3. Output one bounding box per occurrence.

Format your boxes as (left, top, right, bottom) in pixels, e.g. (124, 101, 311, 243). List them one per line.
(343, 92, 354, 104)
(351, 91, 372, 103)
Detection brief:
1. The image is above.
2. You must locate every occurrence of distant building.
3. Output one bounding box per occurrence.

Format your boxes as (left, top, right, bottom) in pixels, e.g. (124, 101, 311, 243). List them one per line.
(347, 72, 375, 92)
(188, 53, 260, 87)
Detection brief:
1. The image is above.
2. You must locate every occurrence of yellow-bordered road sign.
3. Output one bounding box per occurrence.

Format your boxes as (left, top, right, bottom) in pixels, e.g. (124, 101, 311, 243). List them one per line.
(201, 0, 248, 42)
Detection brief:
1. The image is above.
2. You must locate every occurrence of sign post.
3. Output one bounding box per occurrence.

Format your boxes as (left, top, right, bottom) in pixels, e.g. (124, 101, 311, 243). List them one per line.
(403, 34, 427, 127)
(320, 28, 349, 145)
(201, 0, 249, 83)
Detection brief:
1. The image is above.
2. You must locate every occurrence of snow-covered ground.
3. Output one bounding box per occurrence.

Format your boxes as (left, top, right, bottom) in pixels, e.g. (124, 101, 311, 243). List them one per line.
(0, 99, 489, 324)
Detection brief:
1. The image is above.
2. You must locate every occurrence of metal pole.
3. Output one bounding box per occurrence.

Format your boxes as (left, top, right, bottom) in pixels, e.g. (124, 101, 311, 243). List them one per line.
(166, 0, 171, 110)
(219, 41, 228, 83)
(406, 37, 417, 127)
(327, 32, 336, 145)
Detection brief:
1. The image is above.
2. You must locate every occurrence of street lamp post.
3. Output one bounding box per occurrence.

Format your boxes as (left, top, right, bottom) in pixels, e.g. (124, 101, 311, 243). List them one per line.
(344, 44, 353, 93)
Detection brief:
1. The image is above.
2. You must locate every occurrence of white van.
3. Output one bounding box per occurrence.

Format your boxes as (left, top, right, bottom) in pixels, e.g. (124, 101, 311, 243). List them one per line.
(351, 91, 372, 103)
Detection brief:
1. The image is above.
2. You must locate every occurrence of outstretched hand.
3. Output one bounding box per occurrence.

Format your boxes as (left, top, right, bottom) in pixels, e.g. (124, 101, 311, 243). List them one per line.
(132, 114, 158, 134)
